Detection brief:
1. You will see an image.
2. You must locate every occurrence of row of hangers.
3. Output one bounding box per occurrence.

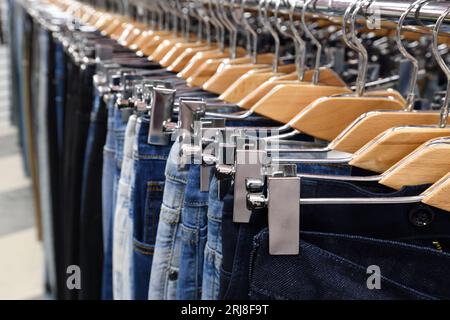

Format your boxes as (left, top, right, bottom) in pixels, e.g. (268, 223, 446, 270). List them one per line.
(43, 0, 450, 253)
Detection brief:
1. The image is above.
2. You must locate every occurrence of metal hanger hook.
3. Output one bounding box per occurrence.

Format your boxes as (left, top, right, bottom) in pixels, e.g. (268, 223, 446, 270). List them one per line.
(287, 0, 307, 80)
(350, 0, 372, 97)
(431, 6, 450, 128)
(241, 0, 259, 63)
(260, 0, 280, 72)
(397, 0, 431, 111)
(301, 0, 322, 85)
(207, 0, 226, 52)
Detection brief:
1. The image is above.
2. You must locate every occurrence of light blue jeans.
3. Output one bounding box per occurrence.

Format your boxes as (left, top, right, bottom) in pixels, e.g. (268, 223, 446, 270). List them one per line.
(148, 140, 189, 300)
(113, 115, 137, 300)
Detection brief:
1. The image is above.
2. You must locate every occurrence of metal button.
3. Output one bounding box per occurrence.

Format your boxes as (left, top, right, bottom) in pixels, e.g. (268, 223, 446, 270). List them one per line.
(409, 206, 435, 227)
(168, 270, 178, 281)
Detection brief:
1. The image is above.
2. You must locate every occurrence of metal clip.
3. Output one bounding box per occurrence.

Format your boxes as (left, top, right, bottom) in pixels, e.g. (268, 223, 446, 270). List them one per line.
(267, 174, 300, 255)
(246, 164, 300, 255)
(199, 119, 226, 192)
(148, 86, 176, 145)
(233, 138, 269, 223)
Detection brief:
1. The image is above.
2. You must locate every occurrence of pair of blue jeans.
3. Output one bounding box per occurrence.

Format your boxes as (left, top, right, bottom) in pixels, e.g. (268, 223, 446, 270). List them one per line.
(112, 114, 138, 299)
(131, 117, 173, 300)
(148, 140, 190, 300)
(101, 98, 128, 299)
(249, 230, 450, 299)
(176, 164, 210, 300)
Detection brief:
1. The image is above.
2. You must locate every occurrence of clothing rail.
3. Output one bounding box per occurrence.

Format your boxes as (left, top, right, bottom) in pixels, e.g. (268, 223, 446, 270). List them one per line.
(221, 0, 450, 24)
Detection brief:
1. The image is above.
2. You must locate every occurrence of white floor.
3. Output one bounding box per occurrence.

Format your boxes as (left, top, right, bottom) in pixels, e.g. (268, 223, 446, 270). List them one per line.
(0, 126, 44, 300)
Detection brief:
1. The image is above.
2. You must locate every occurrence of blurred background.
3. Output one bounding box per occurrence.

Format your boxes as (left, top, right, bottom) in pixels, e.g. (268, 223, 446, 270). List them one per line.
(0, 0, 44, 300)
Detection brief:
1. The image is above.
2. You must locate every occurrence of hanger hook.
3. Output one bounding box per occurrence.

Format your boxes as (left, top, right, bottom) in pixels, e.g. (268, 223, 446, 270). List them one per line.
(286, 0, 307, 81)
(260, 0, 280, 72)
(349, 0, 371, 96)
(241, 0, 259, 63)
(218, 0, 239, 58)
(431, 6, 450, 128)
(397, 0, 431, 111)
(207, 0, 226, 52)
(301, 0, 321, 85)
(274, 0, 293, 39)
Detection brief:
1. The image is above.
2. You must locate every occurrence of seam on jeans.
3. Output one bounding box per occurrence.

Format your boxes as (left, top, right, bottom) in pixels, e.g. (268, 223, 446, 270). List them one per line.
(207, 213, 222, 223)
(165, 173, 189, 185)
(184, 201, 209, 207)
(137, 154, 170, 161)
(133, 240, 155, 255)
(163, 225, 181, 298)
(304, 231, 450, 259)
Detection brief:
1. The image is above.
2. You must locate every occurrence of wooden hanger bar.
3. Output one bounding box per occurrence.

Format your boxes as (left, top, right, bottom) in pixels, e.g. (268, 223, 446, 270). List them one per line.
(350, 127, 450, 173)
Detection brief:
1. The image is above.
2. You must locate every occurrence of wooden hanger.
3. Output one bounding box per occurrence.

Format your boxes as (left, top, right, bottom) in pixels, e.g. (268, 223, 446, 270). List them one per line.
(219, 64, 303, 103)
(349, 127, 450, 173)
(184, 0, 272, 87)
(312, 0, 446, 153)
(282, 0, 409, 141)
(203, 1, 284, 94)
(202, 54, 285, 94)
(167, 45, 219, 72)
(422, 172, 450, 212)
(379, 137, 450, 190)
(349, 2, 450, 174)
(236, 0, 351, 115)
(289, 94, 405, 141)
(236, 69, 348, 108)
(332, 111, 450, 153)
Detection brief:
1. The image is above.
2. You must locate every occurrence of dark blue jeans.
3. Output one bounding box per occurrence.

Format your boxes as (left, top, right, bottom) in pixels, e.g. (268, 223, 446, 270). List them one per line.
(131, 117, 173, 300)
(249, 230, 450, 300)
(220, 176, 450, 300)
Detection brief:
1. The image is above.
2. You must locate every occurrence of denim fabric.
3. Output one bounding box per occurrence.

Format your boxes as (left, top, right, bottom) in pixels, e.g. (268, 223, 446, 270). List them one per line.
(61, 56, 96, 300)
(54, 41, 65, 157)
(113, 115, 137, 300)
(132, 117, 173, 300)
(202, 173, 224, 300)
(78, 87, 108, 299)
(102, 97, 117, 247)
(249, 231, 450, 300)
(102, 103, 129, 300)
(148, 140, 189, 300)
(101, 97, 118, 300)
(221, 177, 450, 300)
(176, 164, 210, 300)
(35, 25, 57, 297)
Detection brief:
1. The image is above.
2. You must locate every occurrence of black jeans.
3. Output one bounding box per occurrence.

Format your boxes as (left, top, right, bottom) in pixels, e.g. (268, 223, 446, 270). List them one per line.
(78, 90, 108, 300)
(61, 58, 95, 300)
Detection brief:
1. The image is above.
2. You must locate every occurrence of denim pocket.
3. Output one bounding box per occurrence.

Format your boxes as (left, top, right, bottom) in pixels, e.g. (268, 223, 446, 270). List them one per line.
(143, 181, 165, 245)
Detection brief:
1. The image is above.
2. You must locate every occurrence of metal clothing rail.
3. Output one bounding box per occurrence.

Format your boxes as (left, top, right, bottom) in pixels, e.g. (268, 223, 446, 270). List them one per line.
(221, 0, 450, 24)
